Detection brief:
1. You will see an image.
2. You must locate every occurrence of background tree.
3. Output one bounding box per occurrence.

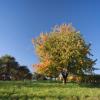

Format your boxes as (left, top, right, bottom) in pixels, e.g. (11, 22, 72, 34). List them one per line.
(32, 24, 96, 83)
(0, 55, 32, 80)
(0, 55, 19, 80)
(17, 66, 32, 80)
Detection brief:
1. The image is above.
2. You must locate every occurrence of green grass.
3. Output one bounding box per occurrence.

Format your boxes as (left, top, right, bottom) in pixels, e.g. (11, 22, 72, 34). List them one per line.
(0, 80, 100, 100)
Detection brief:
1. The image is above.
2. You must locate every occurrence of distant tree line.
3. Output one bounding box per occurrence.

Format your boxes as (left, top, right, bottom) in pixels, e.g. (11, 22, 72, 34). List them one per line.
(0, 55, 32, 80)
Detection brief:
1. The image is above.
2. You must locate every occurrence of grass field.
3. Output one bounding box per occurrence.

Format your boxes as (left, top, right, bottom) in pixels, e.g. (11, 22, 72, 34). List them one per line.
(0, 80, 100, 100)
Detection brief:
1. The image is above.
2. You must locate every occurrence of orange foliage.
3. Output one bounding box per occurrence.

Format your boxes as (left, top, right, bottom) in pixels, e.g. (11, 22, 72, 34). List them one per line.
(43, 35, 47, 41)
(80, 60, 83, 65)
(68, 75, 82, 83)
(39, 45, 44, 49)
(33, 59, 51, 73)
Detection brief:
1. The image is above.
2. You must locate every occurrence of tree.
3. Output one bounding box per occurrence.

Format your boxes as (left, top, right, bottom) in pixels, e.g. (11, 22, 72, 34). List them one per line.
(0, 55, 19, 80)
(17, 66, 31, 80)
(0, 55, 32, 80)
(32, 24, 96, 83)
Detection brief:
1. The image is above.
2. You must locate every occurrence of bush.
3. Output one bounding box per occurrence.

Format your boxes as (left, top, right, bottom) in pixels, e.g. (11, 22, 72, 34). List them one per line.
(33, 72, 47, 80)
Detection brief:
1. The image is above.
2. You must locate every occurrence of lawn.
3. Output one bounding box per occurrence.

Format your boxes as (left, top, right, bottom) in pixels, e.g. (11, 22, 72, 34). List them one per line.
(0, 80, 100, 100)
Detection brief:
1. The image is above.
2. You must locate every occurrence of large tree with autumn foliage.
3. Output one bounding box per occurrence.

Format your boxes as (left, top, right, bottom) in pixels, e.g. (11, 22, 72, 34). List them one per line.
(32, 24, 96, 80)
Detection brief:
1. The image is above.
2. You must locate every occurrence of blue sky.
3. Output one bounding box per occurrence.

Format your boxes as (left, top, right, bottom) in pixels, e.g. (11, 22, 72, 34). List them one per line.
(0, 0, 100, 74)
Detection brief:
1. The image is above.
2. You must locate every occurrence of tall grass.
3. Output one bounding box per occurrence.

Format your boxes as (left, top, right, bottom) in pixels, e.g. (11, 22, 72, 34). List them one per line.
(0, 80, 100, 100)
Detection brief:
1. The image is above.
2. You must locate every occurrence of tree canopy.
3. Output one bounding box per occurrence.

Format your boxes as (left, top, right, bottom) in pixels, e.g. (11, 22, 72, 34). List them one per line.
(32, 24, 96, 77)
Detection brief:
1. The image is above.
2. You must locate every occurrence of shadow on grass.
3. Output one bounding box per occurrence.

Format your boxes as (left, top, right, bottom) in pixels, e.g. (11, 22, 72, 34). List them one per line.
(79, 83, 100, 88)
(0, 95, 100, 100)
(0, 80, 100, 89)
(22, 81, 100, 89)
(21, 81, 80, 89)
(13, 80, 100, 89)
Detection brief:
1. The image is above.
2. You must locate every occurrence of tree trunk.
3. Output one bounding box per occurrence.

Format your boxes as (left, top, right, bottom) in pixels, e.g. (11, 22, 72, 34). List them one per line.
(62, 75, 68, 84)
(61, 71, 68, 84)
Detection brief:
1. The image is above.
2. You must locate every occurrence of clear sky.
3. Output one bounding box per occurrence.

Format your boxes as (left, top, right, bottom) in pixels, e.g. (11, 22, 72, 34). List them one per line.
(0, 0, 100, 74)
